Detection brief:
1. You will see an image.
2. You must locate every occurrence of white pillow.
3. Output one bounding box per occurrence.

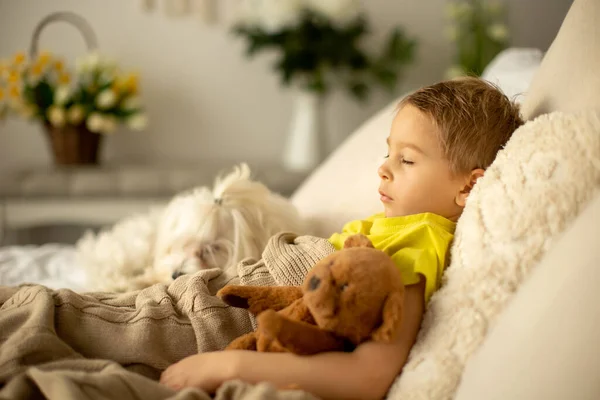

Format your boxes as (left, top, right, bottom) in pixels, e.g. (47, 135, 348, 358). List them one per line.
(386, 111, 600, 400)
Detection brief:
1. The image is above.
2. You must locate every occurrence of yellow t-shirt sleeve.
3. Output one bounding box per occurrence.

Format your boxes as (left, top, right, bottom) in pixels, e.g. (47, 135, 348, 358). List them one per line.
(378, 219, 454, 305)
(391, 247, 442, 305)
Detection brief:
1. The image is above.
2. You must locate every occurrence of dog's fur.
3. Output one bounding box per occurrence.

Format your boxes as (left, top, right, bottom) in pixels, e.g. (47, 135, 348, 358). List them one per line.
(77, 164, 306, 292)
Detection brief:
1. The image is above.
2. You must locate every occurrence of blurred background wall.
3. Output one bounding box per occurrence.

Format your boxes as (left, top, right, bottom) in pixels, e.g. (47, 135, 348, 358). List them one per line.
(0, 0, 572, 171)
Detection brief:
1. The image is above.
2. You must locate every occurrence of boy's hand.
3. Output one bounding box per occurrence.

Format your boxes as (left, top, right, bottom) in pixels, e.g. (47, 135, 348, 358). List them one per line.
(160, 351, 239, 393)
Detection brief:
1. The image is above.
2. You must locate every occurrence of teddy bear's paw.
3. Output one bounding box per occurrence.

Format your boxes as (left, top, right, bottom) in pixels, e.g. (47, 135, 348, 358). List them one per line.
(217, 285, 253, 308)
(343, 234, 374, 249)
(257, 309, 285, 337)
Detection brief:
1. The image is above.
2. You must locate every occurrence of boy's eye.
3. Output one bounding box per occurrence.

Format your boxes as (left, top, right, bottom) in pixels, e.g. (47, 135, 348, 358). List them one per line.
(401, 157, 414, 165)
(384, 154, 389, 159)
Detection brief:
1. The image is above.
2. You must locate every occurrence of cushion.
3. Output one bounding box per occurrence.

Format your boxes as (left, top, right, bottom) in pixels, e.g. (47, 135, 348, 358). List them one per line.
(454, 192, 600, 400)
(521, 0, 600, 120)
(385, 111, 600, 400)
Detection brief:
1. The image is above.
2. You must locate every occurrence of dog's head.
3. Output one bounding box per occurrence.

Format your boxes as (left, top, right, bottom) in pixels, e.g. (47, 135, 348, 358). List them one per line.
(301, 234, 405, 346)
(153, 164, 305, 281)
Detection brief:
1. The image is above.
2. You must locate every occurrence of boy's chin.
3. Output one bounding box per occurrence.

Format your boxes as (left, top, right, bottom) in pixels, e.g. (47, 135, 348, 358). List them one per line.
(383, 207, 407, 218)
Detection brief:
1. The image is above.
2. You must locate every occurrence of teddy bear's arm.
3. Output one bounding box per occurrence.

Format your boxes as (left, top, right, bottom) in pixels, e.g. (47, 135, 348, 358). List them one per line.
(217, 285, 304, 316)
(257, 310, 347, 355)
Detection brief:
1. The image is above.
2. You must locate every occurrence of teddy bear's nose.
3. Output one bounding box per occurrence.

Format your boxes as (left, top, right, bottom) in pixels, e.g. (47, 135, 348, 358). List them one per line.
(308, 275, 321, 291)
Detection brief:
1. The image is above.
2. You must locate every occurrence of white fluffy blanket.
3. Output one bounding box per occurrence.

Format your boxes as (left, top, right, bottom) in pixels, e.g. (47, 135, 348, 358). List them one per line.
(387, 111, 600, 400)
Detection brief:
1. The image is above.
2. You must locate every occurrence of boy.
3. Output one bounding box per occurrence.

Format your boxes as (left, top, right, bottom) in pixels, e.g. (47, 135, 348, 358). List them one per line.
(160, 77, 524, 399)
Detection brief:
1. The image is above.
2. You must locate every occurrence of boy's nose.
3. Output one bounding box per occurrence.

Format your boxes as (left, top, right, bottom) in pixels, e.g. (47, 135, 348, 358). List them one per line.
(378, 164, 390, 180)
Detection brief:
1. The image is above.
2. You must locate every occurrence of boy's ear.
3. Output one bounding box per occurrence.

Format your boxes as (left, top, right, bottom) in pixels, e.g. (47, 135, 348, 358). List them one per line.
(455, 169, 485, 207)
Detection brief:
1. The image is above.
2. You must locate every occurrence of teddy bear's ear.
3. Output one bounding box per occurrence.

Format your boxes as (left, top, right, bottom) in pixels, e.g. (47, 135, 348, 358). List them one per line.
(370, 291, 404, 343)
(343, 234, 374, 249)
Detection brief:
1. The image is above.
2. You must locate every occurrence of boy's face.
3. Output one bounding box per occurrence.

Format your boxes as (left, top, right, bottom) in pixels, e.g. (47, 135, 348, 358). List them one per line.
(378, 104, 470, 221)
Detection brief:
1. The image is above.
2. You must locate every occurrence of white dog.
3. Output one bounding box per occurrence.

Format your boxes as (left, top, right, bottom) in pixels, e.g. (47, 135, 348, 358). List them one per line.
(77, 164, 306, 292)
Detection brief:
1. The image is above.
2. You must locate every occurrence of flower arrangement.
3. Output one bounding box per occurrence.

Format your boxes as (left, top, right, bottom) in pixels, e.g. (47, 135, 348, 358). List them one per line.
(0, 50, 146, 133)
(445, 0, 510, 78)
(233, 0, 416, 100)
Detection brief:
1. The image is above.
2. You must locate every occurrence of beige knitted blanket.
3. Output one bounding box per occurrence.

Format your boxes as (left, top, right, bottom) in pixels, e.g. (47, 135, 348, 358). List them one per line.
(0, 233, 332, 400)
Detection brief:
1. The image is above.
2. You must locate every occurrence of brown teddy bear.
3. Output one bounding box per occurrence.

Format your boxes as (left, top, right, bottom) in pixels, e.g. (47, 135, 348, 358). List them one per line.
(216, 234, 405, 355)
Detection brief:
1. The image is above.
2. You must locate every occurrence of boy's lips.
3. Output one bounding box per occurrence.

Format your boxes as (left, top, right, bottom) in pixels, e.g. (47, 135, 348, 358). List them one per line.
(379, 190, 393, 202)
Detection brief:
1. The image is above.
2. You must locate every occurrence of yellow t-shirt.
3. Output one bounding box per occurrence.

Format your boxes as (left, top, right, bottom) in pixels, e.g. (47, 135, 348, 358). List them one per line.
(328, 212, 456, 305)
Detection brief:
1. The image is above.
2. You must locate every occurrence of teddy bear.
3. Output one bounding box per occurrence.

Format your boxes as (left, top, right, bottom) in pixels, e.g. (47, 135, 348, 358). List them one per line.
(216, 233, 405, 355)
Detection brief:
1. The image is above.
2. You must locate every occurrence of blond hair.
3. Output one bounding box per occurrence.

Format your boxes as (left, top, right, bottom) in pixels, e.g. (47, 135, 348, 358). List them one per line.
(400, 77, 524, 174)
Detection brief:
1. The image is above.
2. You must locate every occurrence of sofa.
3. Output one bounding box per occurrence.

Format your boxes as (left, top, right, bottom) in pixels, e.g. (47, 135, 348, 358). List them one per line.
(290, 0, 600, 398)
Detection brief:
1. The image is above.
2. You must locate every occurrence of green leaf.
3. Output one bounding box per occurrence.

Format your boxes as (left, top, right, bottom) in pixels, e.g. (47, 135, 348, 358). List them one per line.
(231, 9, 417, 99)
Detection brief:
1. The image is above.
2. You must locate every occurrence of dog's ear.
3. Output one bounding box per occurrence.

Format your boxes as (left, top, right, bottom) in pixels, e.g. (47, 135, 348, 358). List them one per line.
(370, 290, 404, 343)
(343, 234, 374, 249)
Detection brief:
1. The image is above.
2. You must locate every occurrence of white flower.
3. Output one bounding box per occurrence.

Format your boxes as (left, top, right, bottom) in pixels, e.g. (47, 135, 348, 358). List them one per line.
(235, 0, 260, 26)
(76, 51, 101, 73)
(68, 105, 86, 125)
(488, 23, 509, 41)
(96, 89, 117, 109)
(86, 112, 105, 133)
(48, 106, 66, 127)
(241, 0, 305, 32)
(121, 95, 141, 110)
(54, 85, 72, 105)
(127, 113, 148, 130)
(306, 0, 361, 25)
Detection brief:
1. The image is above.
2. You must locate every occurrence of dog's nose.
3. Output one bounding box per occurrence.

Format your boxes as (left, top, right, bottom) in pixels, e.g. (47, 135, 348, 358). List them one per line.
(308, 275, 321, 291)
(172, 271, 184, 280)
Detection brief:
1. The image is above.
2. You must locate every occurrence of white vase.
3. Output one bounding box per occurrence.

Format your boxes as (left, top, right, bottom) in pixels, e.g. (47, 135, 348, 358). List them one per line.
(282, 90, 326, 173)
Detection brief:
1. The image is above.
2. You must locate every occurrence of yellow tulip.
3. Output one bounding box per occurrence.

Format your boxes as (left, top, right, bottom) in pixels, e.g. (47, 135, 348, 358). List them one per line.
(0, 87, 5, 101)
(30, 62, 44, 78)
(58, 73, 71, 84)
(123, 73, 139, 93)
(8, 70, 20, 84)
(37, 51, 52, 65)
(8, 85, 21, 99)
(54, 59, 65, 72)
(12, 52, 26, 66)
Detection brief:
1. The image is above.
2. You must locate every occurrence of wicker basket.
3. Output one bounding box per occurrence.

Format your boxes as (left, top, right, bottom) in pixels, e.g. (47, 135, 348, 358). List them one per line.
(30, 12, 102, 165)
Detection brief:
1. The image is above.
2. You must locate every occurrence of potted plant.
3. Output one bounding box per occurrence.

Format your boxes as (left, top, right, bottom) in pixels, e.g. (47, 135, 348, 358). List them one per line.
(233, 0, 417, 171)
(445, 0, 510, 78)
(0, 12, 147, 166)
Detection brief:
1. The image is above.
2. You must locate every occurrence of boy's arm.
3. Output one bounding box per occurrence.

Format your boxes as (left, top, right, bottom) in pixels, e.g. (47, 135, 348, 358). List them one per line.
(233, 279, 425, 400)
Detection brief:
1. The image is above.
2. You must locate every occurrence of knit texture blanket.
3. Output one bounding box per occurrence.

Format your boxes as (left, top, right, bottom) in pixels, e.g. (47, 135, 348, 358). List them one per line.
(0, 233, 333, 400)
